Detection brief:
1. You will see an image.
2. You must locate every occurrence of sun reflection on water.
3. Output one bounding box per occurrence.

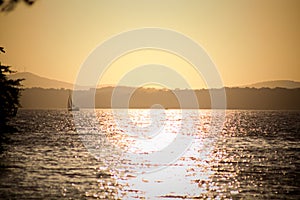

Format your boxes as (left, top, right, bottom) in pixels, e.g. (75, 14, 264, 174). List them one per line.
(2, 110, 298, 199)
(89, 109, 225, 199)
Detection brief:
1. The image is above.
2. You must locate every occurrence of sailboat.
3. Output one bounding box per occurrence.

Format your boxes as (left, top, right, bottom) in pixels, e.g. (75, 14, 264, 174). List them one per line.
(67, 93, 79, 111)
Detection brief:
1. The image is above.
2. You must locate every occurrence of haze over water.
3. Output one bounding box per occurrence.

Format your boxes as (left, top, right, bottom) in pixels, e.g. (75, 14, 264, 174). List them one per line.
(0, 109, 299, 199)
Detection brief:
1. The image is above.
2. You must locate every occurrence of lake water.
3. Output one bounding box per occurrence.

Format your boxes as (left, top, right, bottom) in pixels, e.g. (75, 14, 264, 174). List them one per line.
(0, 109, 299, 199)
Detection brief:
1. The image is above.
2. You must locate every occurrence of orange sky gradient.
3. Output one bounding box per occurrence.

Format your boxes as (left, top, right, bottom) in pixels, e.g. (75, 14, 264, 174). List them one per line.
(0, 0, 299, 89)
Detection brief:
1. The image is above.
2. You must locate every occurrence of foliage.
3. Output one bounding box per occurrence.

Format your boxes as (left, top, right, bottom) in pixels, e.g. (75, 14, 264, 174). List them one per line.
(0, 0, 35, 12)
(0, 49, 23, 129)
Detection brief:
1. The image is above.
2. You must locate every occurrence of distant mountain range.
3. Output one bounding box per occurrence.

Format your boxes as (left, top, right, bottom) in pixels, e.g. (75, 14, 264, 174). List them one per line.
(9, 72, 75, 89)
(9, 72, 300, 89)
(243, 80, 300, 89)
(7, 73, 300, 110)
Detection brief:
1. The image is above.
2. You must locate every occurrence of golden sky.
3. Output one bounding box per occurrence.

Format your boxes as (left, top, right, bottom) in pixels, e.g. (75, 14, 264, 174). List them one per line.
(0, 0, 299, 88)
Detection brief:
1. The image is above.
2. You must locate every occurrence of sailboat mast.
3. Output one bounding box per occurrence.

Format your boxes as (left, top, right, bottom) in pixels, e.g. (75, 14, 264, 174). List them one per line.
(68, 91, 72, 109)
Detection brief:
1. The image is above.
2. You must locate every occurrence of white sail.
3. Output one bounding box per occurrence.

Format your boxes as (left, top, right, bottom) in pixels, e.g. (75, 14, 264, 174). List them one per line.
(67, 95, 72, 110)
(67, 93, 79, 111)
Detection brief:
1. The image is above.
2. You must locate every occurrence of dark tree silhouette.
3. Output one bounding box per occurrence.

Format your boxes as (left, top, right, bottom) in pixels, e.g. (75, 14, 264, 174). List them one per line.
(0, 0, 35, 12)
(0, 48, 23, 131)
(0, 47, 5, 53)
(0, 0, 34, 131)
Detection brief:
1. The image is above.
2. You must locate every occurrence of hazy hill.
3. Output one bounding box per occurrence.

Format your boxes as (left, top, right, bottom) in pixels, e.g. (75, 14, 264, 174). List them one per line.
(9, 72, 300, 109)
(9, 72, 300, 90)
(9, 72, 75, 89)
(244, 80, 300, 89)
